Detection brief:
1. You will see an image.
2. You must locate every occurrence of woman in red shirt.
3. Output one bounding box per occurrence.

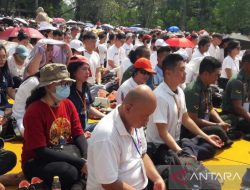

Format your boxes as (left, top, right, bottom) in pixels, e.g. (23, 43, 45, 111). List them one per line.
(22, 63, 87, 190)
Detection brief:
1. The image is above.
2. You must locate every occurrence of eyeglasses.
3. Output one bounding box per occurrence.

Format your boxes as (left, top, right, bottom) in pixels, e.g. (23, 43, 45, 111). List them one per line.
(236, 46, 241, 50)
(139, 70, 151, 75)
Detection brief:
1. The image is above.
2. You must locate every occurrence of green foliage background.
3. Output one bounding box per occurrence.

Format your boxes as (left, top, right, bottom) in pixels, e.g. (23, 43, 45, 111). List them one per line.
(0, 0, 249, 34)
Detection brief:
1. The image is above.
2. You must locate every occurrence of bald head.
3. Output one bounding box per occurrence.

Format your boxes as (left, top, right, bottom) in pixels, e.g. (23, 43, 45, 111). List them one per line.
(123, 85, 156, 106)
(119, 85, 156, 129)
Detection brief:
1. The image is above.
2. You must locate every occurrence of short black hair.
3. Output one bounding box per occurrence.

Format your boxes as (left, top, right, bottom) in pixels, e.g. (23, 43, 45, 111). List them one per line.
(198, 36, 211, 48)
(162, 53, 184, 74)
(116, 33, 126, 40)
(227, 40, 240, 53)
(212, 33, 223, 39)
(53, 30, 63, 37)
(157, 46, 171, 56)
(98, 32, 107, 40)
(82, 31, 97, 41)
(242, 53, 250, 64)
(199, 56, 221, 74)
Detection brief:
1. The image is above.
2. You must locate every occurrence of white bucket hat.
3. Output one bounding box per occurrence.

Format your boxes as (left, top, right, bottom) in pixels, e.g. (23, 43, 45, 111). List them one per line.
(38, 21, 57, 31)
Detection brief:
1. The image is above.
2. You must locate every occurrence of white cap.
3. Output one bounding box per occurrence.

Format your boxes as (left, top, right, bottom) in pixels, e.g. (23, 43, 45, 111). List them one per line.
(38, 21, 57, 31)
(70, 39, 85, 52)
(155, 39, 168, 47)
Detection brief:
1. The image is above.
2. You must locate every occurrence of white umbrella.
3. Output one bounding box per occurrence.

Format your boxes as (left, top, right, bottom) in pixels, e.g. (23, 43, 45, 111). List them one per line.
(66, 19, 77, 25)
(102, 24, 114, 30)
(14, 18, 28, 26)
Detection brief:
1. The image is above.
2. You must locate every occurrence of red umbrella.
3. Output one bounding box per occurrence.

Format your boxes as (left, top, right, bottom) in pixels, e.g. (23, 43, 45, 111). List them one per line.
(0, 27, 44, 40)
(53, 18, 66, 24)
(166, 37, 195, 48)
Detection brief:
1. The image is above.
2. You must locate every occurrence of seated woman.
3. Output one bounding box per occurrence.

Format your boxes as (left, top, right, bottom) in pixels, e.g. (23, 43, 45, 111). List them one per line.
(0, 44, 15, 111)
(7, 45, 29, 88)
(22, 63, 88, 190)
(67, 55, 105, 132)
(219, 40, 241, 89)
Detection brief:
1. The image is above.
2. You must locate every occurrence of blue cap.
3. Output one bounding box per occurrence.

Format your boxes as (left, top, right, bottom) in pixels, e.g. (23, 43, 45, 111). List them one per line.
(15, 45, 29, 59)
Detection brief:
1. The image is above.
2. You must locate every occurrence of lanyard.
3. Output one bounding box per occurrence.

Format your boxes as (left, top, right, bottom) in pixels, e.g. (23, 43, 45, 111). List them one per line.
(75, 90, 87, 114)
(130, 129, 142, 157)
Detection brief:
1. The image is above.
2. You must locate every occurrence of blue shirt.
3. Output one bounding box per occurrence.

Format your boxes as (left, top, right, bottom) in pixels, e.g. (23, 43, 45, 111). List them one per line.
(68, 83, 93, 130)
(153, 65, 163, 86)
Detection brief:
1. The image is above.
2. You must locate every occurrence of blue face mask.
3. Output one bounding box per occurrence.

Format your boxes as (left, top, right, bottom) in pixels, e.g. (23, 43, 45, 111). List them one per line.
(54, 85, 70, 100)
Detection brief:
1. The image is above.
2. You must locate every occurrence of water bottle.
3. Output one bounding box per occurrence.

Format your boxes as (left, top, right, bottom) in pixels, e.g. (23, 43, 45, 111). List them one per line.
(51, 176, 61, 190)
(191, 184, 200, 190)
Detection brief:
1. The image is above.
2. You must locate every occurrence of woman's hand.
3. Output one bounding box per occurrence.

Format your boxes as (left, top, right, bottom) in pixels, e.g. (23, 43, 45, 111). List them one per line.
(84, 131, 91, 139)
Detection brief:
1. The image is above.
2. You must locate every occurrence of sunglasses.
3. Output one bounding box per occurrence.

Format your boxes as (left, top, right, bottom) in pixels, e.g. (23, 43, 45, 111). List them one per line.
(139, 70, 151, 75)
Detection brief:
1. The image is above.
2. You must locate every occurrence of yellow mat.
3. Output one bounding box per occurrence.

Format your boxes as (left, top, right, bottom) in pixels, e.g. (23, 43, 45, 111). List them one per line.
(3, 139, 250, 190)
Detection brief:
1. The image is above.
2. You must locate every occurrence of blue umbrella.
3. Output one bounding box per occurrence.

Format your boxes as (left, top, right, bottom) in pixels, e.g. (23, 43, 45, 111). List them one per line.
(128, 26, 143, 32)
(167, 26, 180, 33)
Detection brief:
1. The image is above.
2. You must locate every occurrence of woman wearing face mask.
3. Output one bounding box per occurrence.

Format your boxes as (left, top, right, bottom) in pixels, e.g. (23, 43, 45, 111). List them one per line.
(22, 63, 88, 190)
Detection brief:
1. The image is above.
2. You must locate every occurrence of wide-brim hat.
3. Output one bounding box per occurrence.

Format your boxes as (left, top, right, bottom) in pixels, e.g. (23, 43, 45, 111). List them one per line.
(38, 63, 75, 88)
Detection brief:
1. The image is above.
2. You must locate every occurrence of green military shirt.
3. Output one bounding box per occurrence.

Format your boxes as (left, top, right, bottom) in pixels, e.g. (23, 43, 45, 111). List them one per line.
(222, 69, 250, 113)
(184, 77, 213, 119)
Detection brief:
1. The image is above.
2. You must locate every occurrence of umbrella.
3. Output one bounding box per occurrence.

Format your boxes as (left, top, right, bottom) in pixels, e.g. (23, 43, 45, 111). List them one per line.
(101, 24, 114, 30)
(53, 18, 66, 24)
(66, 19, 77, 25)
(85, 23, 94, 28)
(14, 18, 28, 26)
(167, 26, 180, 33)
(166, 37, 195, 48)
(227, 33, 250, 50)
(128, 26, 143, 32)
(0, 27, 44, 40)
(0, 40, 18, 52)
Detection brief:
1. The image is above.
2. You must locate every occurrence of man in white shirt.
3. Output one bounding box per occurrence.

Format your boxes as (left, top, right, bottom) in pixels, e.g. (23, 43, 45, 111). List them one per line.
(191, 36, 211, 60)
(97, 33, 108, 67)
(87, 85, 165, 190)
(146, 54, 223, 160)
(150, 39, 168, 69)
(116, 58, 156, 104)
(107, 33, 126, 70)
(82, 32, 101, 85)
(123, 33, 134, 57)
(186, 36, 212, 84)
(208, 33, 223, 61)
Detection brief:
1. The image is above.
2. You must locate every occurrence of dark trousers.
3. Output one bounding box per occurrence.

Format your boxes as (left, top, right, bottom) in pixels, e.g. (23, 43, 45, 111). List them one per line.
(23, 159, 85, 190)
(0, 149, 17, 175)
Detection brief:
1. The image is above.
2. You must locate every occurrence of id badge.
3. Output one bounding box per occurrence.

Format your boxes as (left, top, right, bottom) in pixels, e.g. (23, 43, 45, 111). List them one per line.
(243, 102, 249, 112)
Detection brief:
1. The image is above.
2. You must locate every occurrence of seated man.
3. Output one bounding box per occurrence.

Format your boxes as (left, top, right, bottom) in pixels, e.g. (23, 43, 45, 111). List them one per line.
(146, 54, 223, 161)
(87, 85, 165, 190)
(221, 53, 250, 134)
(183, 56, 232, 147)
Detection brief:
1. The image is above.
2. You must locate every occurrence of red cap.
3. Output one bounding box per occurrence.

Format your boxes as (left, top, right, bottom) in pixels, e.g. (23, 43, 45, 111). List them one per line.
(69, 55, 89, 65)
(134, 58, 156, 74)
(143, 34, 152, 40)
(69, 55, 92, 77)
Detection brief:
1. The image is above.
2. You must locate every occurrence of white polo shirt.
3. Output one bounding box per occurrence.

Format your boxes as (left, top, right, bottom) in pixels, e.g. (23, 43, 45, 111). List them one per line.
(123, 43, 133, 57)
(107, 44, 126, 70)
(84, 50, 101, 85)
(97, 43, 107, 66)
(120, 58, 132, 78)
(87, 107, 148, 190)
(208, 43, 220, 61)
(116, 77, 138, 104)
(146, 82, 187, 143)
(191, 48, 209, 60)
(150, 51, 158, 69)
(221, 55, 240, 79)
